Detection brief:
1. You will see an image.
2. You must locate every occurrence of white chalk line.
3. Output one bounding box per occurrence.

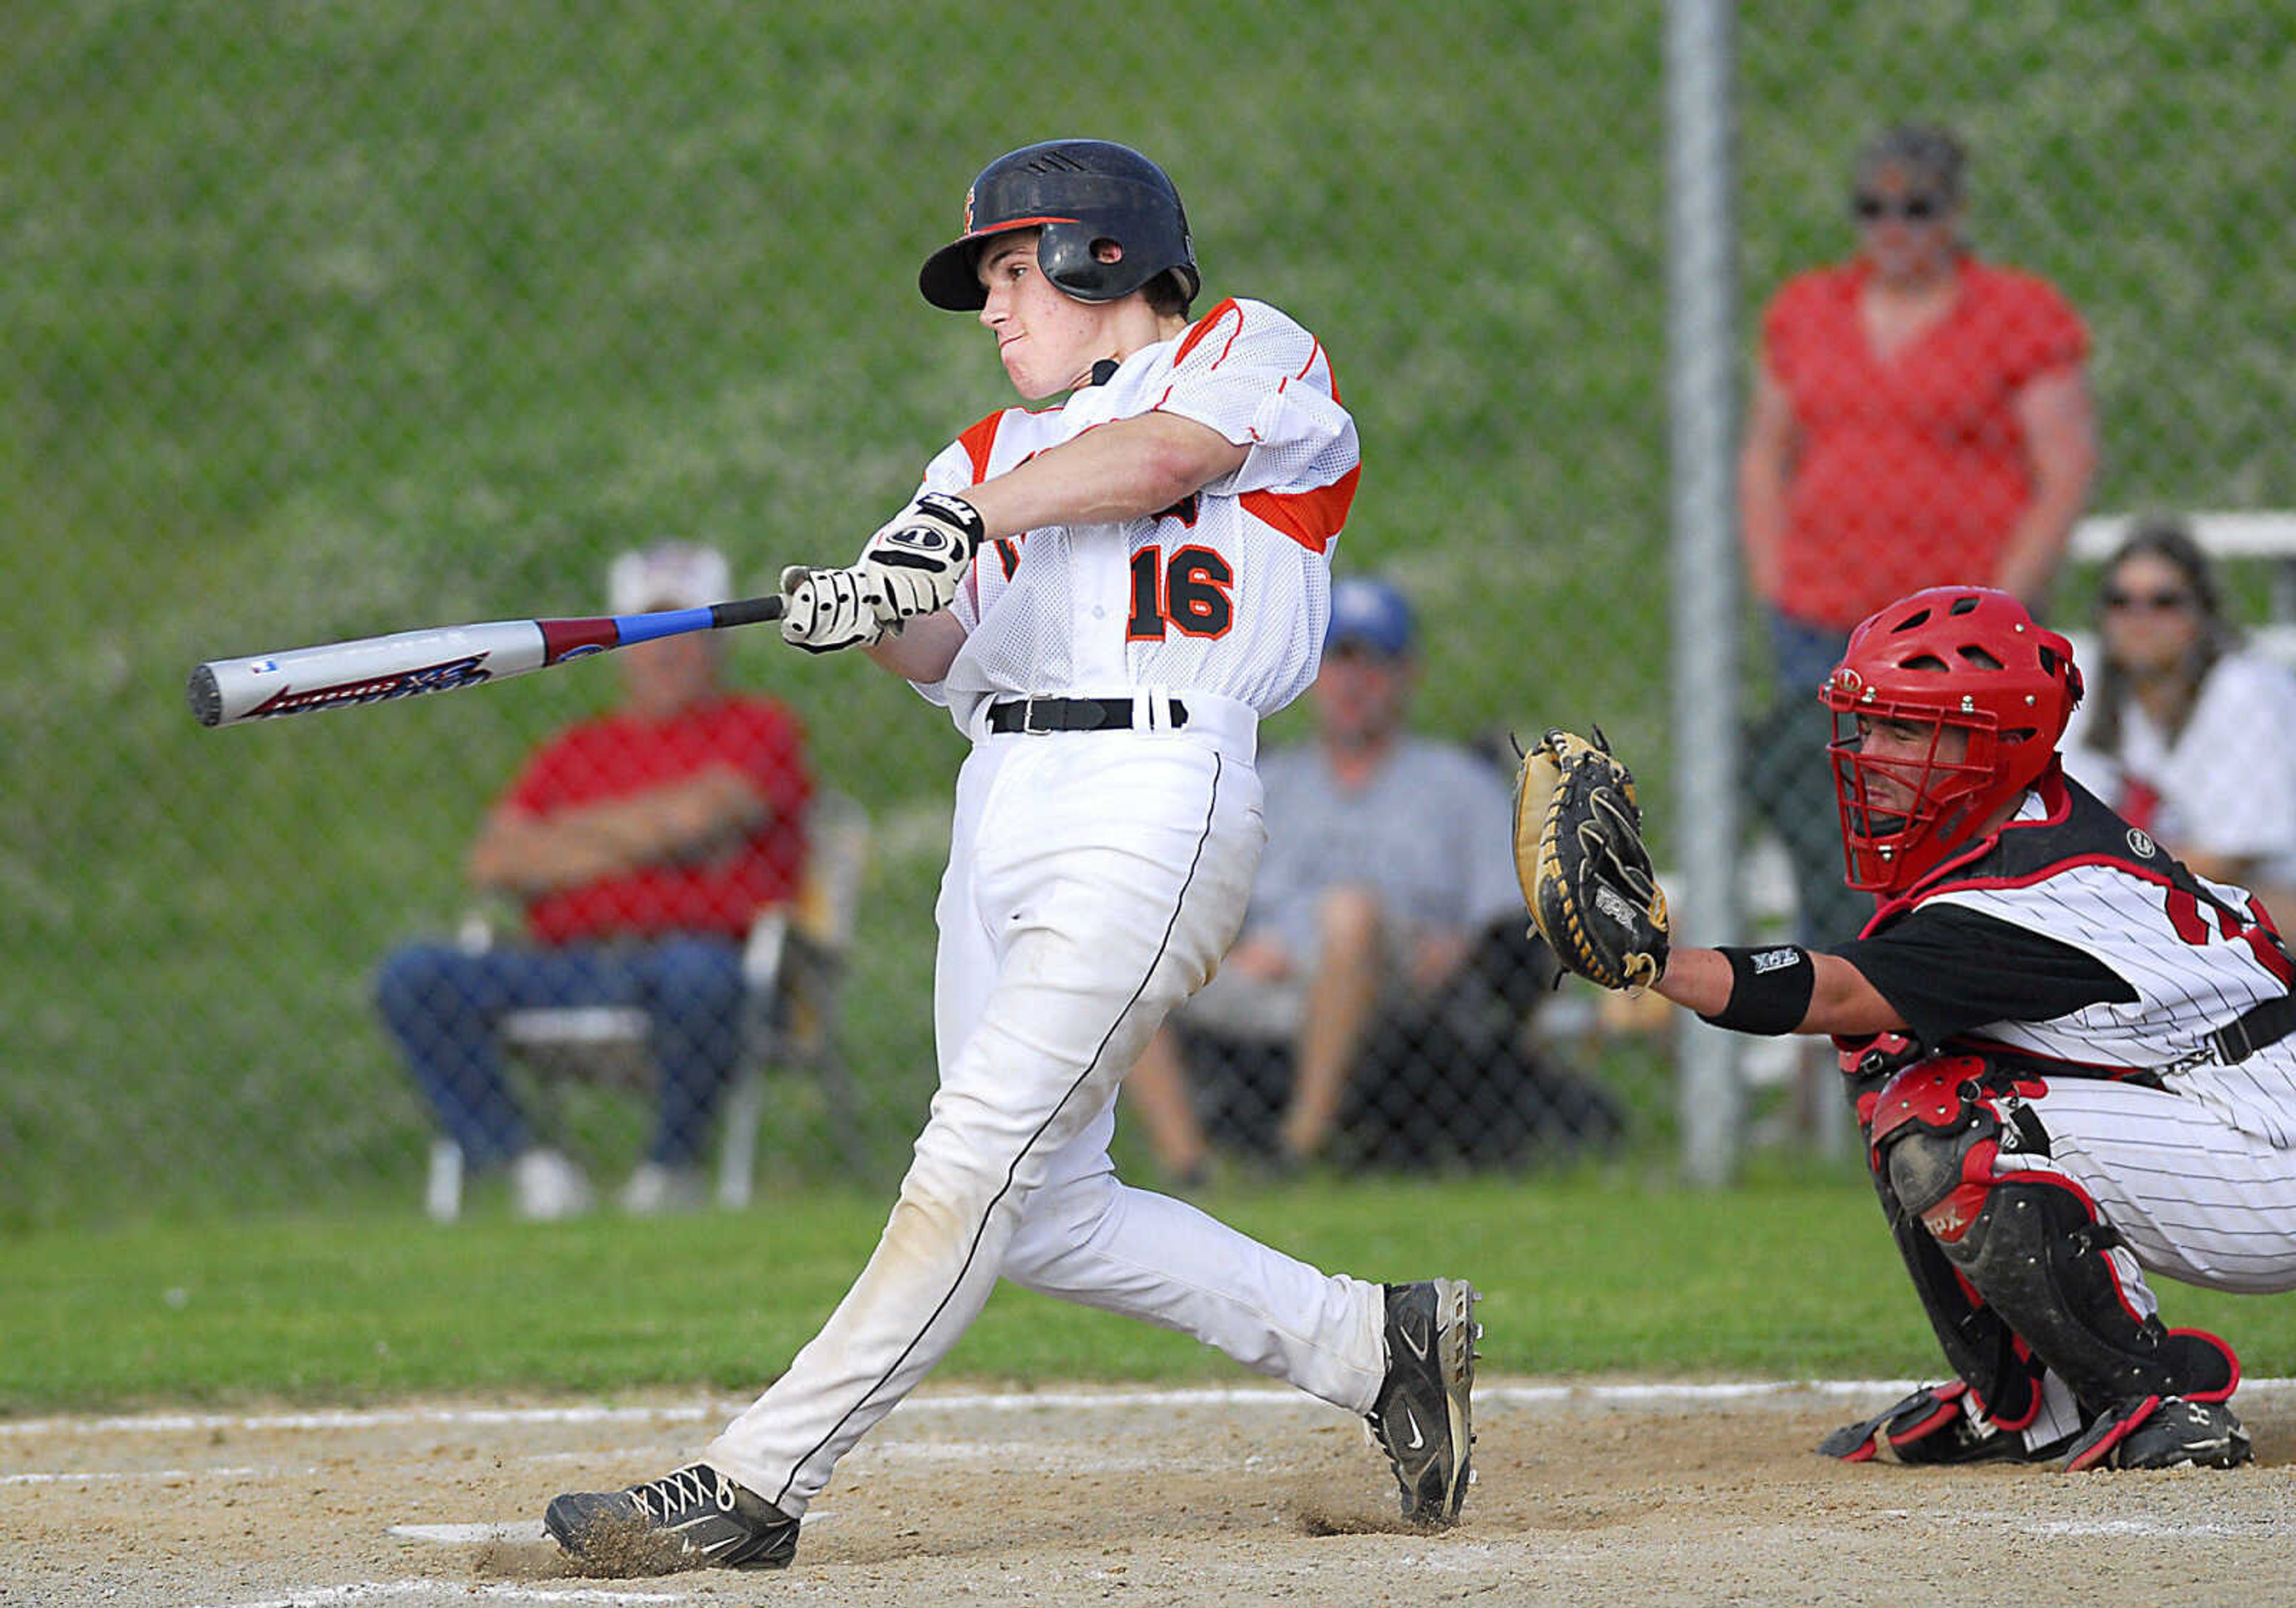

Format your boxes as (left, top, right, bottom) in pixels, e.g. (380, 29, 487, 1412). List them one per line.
(0, 1401, 718, 1438)
(0, 1463, 310, 1486)
(10, 1440, 1225, 1489)
(17, 1380, 2296, 1494)
(178, 1583, 686, 1608)
(14, 1377, 2296, 1441)
(2013, 1517, 2265, 1538)
(386, 1521, 549, 1543)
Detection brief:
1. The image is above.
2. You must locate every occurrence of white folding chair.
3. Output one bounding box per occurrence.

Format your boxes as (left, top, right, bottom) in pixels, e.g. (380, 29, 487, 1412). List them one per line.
(423, 791, 871, 1220)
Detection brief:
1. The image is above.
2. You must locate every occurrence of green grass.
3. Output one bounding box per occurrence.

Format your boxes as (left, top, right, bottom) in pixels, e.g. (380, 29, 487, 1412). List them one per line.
(10, 1170, 2295, 1414)
(5, 3, 2295, 1226)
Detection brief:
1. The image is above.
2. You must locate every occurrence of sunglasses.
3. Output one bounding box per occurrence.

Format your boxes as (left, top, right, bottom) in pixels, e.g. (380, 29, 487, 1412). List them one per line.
(1851, 192, 1945, 222)
(2101, 587, 2195, 613)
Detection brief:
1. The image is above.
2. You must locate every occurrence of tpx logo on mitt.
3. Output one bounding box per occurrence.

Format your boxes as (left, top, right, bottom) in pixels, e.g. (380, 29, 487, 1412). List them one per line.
(1594, 886, 1645, 930)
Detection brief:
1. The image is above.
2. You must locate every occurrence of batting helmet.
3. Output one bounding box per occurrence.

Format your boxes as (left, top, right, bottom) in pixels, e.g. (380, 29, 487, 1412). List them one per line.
(1819, 587, 2084, 894)
(918, 139, 1199, 313)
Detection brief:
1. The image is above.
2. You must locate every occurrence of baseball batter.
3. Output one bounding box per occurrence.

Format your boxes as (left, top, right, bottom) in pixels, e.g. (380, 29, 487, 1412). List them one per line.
(1533, 586, 2296, 1471)
(544, 139, 1477, 1573)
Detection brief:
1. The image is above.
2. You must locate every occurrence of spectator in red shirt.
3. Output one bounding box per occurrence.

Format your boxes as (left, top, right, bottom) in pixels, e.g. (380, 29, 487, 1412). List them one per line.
(375, 545, 811, 1218)
(1740, 123, 2098, 944)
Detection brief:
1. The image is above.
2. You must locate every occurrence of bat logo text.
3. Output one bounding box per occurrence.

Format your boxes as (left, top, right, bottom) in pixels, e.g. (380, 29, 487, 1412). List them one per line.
(246, 655, 493, 719)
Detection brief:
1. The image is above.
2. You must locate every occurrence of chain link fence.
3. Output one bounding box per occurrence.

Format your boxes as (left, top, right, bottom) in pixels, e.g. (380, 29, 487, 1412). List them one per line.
(7, 4, 2291, 1226)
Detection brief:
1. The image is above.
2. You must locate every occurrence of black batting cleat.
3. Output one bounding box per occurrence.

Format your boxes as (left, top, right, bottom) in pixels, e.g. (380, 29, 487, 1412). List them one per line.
(544, 1462, 798, 1572)
(2062, 1395, 2251, 1472)
(1366, 1278, 1479, 1525)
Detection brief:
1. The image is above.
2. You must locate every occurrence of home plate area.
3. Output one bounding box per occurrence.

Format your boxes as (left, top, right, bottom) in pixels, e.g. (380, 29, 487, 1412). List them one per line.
(4, 1380, 2294, 1606)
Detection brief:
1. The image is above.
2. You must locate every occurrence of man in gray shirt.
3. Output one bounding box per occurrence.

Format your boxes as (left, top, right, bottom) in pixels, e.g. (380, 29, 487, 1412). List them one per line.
(1126, 577, 1616, 1176)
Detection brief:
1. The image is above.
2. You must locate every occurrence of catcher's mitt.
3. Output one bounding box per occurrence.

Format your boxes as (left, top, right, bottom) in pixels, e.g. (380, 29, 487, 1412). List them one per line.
(1512, 727, 1671, 992)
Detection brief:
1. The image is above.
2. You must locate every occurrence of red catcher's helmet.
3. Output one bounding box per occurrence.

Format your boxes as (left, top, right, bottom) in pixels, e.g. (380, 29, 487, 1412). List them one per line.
(1819, 587, 2084, 894)
(918, 139, 1199, 313)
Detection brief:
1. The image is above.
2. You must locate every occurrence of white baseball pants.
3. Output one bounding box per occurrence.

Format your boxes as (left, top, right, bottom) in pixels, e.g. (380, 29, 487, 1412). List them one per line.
(2013, 1077, 2296, 1294)
(1983, 1077, 2296, 1450)
(707, 710, 1387, 1514)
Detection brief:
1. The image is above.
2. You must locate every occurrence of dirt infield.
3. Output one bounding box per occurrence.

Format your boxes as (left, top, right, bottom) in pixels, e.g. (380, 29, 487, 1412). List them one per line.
(4, 1378, 2292, 1606)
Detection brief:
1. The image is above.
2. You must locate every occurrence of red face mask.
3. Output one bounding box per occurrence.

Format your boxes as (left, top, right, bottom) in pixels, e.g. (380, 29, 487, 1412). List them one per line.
(1818, 588, 2083, 895)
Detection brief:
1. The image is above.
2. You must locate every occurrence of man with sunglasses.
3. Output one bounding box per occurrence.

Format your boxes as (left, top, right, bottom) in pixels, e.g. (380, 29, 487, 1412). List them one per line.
(1567, 586, 2296, 1472)
(1739, 123, 2100, 953)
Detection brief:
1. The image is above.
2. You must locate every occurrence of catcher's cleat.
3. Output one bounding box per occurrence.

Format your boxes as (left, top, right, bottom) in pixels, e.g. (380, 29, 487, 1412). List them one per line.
(544, 1462, 798, 1572)
(1819, 1381, 2078, 1466)
(2061, 1395, 2251, 1472)
(1367, 1279, 1479, 1525)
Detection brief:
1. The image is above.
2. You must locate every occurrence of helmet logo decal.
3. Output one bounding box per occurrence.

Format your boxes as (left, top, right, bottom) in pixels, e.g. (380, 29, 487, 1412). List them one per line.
(2127, 828, 2157, 858)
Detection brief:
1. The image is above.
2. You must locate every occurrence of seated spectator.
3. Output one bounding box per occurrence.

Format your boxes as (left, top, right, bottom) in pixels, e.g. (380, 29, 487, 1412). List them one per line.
(375, 544, 811, 1218)
(1122, 576, 1623, 1180)
(2060, 517, 2296, 921)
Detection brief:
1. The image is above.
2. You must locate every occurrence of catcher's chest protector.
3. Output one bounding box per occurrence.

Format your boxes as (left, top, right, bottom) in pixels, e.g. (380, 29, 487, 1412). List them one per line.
(1867, 779, 2296, 1080)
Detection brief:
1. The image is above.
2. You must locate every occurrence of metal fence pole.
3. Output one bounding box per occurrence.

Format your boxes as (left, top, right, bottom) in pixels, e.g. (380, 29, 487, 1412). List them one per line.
(1666, 0, 1744, 1185)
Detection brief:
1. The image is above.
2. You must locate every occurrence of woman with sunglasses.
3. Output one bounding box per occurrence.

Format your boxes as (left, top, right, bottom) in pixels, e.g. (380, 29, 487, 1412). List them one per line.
(2062, 519, 2296, 922)
(1741, 122, 2099, 947)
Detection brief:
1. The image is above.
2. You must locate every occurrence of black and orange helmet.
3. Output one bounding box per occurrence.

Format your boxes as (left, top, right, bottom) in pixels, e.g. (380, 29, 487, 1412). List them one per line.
(918, 139, 1199, 313)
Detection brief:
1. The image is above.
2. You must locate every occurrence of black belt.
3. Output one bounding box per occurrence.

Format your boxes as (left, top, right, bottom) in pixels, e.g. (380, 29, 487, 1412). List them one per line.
(2210, 993, 2296, 1065)
(987, 696, 1188, 734)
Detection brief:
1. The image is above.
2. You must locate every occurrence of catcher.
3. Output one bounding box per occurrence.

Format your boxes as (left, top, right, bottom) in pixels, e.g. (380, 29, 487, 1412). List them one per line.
(1518, 585, 2296, 1470)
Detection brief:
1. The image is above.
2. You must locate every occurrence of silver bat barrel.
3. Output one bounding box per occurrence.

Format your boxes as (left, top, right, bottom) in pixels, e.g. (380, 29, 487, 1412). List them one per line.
(188, 620, 551, 728)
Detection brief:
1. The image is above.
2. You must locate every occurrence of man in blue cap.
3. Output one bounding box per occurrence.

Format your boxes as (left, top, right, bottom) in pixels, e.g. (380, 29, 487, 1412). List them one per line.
(1126, 576, 1617, 1176)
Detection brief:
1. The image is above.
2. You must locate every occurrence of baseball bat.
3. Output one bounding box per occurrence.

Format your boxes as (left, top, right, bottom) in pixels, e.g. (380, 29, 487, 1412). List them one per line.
(187, 594, 787, 729)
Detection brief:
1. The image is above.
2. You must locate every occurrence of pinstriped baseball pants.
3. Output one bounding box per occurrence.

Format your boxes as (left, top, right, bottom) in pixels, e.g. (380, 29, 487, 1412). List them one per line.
(1981, 1077, 2296, 1450)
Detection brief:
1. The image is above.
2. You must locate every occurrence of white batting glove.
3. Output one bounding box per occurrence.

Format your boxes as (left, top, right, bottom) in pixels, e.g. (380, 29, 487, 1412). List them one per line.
(857, 492, 987, 623)
(778, 565, 884, 654)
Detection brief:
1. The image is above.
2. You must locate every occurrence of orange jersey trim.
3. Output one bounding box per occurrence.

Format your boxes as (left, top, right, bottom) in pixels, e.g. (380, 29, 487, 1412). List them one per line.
(957, 413, 1003, 483)
(1241, 464, 1358, 555)
(1293, 338, 1339, 404)
(1173, 298, 1245, 366)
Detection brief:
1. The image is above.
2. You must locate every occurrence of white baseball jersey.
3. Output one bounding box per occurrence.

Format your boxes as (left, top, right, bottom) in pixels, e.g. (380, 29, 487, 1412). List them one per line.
(1839, 773, 2296, 1144)
(906, 296, 1360, 731)
(1835, 771, 2296, 1297)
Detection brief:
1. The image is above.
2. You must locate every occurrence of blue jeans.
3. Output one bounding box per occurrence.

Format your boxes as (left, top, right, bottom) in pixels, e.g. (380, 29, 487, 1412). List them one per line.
(1752, 611, 1867, 945)
(1766, 611, 1850, 705)
(375, 935, 746, 1169)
